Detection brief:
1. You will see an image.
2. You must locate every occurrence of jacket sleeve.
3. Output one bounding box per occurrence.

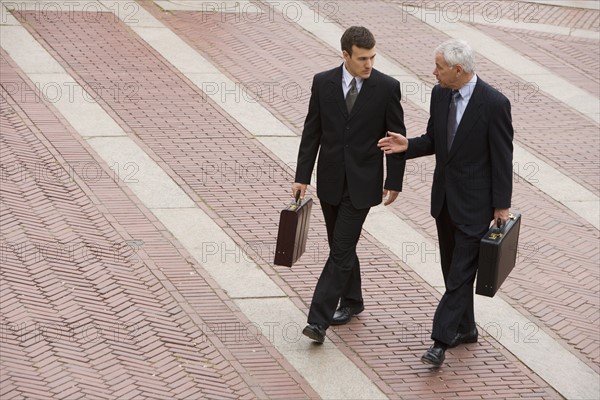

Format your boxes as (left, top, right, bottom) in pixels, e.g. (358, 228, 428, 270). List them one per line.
(294, 76, 321, 184)
(489, 96, 514, 209)
(384, 80, 407, 192)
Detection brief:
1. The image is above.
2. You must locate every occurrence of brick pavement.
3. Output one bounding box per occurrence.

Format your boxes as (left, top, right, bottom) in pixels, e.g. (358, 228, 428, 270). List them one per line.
(0, 48, 316, 399)
(8, 4, 566, 398)
(0, 0, 597, 398)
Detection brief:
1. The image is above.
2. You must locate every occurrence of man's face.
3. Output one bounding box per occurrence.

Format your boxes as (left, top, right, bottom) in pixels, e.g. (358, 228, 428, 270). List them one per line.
(433, 53, 460, 89)
(343, 45, 376, 79)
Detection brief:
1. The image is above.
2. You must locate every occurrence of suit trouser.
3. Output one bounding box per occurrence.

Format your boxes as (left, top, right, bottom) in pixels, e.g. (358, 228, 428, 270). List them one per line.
(432, 201, 489, 345)
(307, 184, 370, 329)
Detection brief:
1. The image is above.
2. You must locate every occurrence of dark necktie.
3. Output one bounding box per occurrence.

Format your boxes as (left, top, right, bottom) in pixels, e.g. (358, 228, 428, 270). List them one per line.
(447, 90, 461, 149)
(346, 78, 358, 113)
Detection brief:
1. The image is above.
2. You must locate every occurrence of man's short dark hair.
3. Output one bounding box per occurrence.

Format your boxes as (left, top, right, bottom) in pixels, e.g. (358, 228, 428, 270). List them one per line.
(341, 26, 376, 56)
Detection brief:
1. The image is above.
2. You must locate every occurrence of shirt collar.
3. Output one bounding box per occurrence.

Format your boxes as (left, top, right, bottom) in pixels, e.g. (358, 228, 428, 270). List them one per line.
(457, 74, 477, 102)
(343, 63, 363, 87)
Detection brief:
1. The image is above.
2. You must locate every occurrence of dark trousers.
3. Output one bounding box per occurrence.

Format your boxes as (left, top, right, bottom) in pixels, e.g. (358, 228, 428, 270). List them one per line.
(432, 201, 489, 345)
(307, 183, 370, 329)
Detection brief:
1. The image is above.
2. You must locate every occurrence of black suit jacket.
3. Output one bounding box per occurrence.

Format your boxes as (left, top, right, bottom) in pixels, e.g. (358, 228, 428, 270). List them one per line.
(407, 78, 513, 224)
(295, 65, 406, 209)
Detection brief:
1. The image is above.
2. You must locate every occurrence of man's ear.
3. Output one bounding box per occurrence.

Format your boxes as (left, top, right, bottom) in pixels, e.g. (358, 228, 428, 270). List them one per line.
(342, 50, 350, 62)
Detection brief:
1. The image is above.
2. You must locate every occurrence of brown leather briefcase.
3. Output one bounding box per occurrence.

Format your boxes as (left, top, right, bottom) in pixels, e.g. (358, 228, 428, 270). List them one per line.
(476, 211, 521, 297)
(274, 193, 313, 267)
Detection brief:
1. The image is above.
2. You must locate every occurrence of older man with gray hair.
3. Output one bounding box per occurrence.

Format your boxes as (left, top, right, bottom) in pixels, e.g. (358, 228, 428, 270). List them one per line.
(379, 39, 514, 367)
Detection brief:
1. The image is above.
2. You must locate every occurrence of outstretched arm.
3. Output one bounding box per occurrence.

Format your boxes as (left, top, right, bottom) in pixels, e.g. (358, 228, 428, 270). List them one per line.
(378, 131, 408, 154)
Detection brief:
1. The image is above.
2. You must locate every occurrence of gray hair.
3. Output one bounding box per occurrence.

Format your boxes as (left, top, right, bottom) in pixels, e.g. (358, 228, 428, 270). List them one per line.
(435, 39, 475, 73)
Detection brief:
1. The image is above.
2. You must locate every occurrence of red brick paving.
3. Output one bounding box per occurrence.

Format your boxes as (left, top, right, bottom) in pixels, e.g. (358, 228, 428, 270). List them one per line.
(10, 6, 564, 398)
(1, 0, 597, 397)
(1, 48, 317, 399)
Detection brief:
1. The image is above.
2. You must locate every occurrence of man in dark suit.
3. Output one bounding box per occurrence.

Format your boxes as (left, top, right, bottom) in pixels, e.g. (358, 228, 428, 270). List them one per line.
(292, 26, 406, 343)
(378, 39, 514, 366)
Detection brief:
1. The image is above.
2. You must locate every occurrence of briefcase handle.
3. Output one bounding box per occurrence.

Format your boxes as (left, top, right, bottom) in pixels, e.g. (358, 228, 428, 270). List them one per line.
(287, 191, 303, 210)
(495, 213, 516, 230)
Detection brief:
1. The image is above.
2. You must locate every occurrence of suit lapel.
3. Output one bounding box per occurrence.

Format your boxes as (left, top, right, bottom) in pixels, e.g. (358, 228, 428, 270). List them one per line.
(447, 81, 483, 160)
(329, 65, 348, 117)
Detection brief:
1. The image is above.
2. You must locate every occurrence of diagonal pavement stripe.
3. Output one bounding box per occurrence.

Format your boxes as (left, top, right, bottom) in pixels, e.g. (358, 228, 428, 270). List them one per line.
(398, 2, 600, 39)
(524, 0, 600, 10)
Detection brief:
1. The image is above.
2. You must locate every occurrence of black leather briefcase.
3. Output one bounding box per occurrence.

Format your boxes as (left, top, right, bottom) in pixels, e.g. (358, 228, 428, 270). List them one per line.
(274, 193, 313, 267)
(476, 211, 522, 297)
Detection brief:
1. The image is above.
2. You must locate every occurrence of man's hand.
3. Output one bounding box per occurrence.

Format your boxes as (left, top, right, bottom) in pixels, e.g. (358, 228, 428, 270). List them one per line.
(292, 182, 307, 199)
(494, 208, 510, 226)
(382, 189, 399, 206)
(378, 131, 408, 154)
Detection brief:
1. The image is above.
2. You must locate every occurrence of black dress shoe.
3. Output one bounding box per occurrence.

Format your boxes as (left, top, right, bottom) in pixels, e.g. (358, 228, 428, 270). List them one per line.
(421, 343, 446, 367)
(449, 328, 478, 348)
(331, 305, 365, 325)
(302, 324, 326, 344)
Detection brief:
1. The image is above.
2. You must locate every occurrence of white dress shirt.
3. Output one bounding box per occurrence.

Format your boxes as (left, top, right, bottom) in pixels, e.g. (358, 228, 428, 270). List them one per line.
(342, 63, 364, 97)
(455, 74, 478, 125)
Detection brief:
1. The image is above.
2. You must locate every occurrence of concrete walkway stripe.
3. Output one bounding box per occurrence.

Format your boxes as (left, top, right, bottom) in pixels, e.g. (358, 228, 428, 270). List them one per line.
(87, 137, 195, 208)
(0, 3, 388, 399)
(261, 0, 599, 231)
(523, 0, 600, 10)
(90, 0, 600, 397)
(398, 2, 599, 39)
(0, 28, 125, 137)
(236, 298, 387, 400)
(155, 0, 257, 12)
(150, 207, 285, 299)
